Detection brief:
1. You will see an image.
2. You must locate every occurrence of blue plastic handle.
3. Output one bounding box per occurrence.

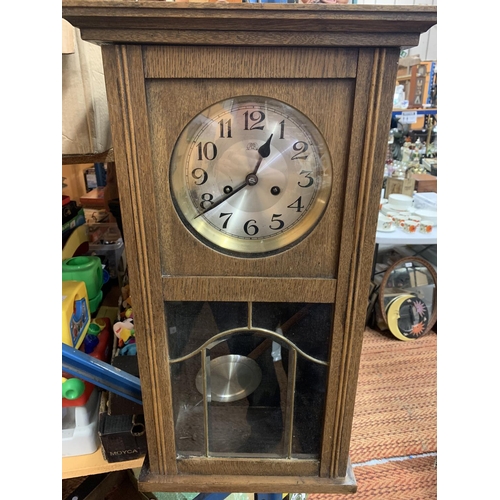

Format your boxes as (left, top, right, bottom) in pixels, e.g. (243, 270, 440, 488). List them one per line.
(62, 343, 142, 405)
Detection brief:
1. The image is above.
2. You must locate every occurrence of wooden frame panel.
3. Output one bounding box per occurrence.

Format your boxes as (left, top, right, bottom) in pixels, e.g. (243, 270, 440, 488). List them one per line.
(80, 29, 420, 48)
(176, 457, 319, 476)
(320, 47, 400, 478)
(140, 464, 356, 494)
(143, 46, 358, 79)
(148, 76, 354, 280)
(101, 44, 177, 475)
(161, 276, 336, 303)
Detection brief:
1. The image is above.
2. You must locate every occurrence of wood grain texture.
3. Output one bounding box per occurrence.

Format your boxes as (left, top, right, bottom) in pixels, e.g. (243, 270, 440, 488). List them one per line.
(162, 276, 336, 303)
(81, 28, 419, 48)
(62, 148, 114, 165)
(143, 46, 358, 79)
(318, 49, 374, 479)
(176, 457, 319, 476)
(330, 47, 401, 478)
(62, 2, 437, 36)
(148, 76, 353, 279)
(139, 461, 356, 494)
(101, 44, 177, 476)
(80, 29, 421, 48)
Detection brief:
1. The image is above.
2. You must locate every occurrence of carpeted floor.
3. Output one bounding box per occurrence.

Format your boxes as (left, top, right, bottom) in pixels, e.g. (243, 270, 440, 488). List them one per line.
(350, 327, 437, 463)
(63, 327, 437, 499)
(309, 326, 437, 499)
(311, 456, 437, 500)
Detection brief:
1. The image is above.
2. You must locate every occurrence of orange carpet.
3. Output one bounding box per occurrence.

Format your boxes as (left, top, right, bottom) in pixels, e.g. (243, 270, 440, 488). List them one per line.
(349, 328, 437, 463)
(308, 327, 437, 499)
(310, 456, 437, 500)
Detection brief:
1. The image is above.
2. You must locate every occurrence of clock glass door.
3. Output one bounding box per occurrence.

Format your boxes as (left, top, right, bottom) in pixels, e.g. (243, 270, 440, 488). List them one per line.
(166, 301, 332, 458)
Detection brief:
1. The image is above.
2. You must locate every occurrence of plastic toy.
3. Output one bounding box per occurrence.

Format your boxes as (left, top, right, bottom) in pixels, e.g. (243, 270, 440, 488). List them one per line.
(62, 377, 85, 400)
(113, 318, 134, 342)
(83, 323, 101, 353)
(120, 343, 137, 356)
(62, 256, 103, 313)
(62, 280, 90, 349)
(63, 317, 113, 407)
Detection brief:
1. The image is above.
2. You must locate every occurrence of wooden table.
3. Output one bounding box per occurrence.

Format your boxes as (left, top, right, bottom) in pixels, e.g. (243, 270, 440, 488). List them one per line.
(63, 443, 144, 480)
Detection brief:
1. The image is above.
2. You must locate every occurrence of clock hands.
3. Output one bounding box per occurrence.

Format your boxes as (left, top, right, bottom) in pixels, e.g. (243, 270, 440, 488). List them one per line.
(194, 134, 274, 219)
(194, 179, 248, 218)
(252, 133, 273, 175)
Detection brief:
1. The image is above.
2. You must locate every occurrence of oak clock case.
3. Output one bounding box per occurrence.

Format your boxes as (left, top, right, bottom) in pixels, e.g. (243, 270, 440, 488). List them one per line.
(168, 96, 334, 456)
(169, 95, 333, 257)
(62, 1, 437, 494)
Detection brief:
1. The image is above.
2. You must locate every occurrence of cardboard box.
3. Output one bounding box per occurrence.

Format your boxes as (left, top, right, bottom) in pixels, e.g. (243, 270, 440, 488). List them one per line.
(384, 177, 415, 198)
(99, 392, 148, 463)
(62, 23, 112, 155)
(411, 173, 437, 193)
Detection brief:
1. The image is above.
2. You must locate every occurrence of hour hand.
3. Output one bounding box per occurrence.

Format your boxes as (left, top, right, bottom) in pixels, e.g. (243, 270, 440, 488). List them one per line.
(258, 133, 273, 159)
(252, 134, 273, 175)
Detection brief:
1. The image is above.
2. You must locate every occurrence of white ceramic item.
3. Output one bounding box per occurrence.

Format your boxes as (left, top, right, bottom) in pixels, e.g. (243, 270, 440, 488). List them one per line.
(402, 219, 419, 234)
(382, 204, 413, 216)
(419, 220, 434, 234)
(377, 214, 394, 232)
(388, 193, 413, 210)
(415, 209, 437, 226)
(385, 210, 399, 221)
(393, 211, 411, 227)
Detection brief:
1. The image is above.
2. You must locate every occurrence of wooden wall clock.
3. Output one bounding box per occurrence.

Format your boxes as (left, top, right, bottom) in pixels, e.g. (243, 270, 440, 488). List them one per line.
(62, 2, 436, 494)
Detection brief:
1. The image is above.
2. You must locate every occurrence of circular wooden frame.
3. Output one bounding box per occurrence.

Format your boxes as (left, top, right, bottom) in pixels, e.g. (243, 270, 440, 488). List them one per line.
(378, 255, 437, 336)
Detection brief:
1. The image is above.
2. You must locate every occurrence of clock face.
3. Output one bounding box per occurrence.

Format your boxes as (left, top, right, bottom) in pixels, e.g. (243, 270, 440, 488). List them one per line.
(169, 95, 333, 257)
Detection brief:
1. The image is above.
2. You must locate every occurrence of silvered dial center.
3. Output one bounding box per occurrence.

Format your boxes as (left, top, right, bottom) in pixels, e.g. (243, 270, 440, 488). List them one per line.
(246, 173, 259, 186)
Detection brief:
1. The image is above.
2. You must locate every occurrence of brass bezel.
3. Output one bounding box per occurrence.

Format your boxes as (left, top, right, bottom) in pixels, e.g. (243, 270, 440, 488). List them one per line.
(169, 95, 333, 257)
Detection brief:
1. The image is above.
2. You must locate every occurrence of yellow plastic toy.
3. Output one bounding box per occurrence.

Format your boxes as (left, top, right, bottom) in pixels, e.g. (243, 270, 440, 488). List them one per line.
(62, 280, 91, 349)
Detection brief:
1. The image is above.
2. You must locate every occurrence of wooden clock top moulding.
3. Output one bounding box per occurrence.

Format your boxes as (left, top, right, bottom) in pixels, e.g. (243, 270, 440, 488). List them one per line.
(62, 1, 437, 48)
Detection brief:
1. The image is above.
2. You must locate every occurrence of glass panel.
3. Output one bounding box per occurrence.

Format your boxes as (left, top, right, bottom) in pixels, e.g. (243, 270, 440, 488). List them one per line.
(170, 354, 205, 456)
(207, 332, 283, 457)
(165, 301, 332, 459)
(166, 301, 213, 457)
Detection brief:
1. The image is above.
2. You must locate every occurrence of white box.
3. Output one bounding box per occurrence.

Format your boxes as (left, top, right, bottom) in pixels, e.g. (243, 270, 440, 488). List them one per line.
(62, 388, 100, 457)
(413, 192, 437, 210)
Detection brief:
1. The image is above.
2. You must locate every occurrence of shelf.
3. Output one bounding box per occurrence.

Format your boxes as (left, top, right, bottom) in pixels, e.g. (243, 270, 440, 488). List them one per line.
(63, 443, 144, 479)
(63, 148, 115, 165)
(392, 108, 437, 117)
(62, 294, 140, 480)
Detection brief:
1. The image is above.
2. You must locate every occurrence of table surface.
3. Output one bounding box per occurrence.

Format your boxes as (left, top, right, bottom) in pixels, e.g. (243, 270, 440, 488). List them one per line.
(62, 443, 144, 479)
(375, 225, 437, 245)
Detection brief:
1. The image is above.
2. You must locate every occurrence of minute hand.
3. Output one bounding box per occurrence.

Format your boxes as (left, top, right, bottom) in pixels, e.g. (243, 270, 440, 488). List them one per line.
(194, 179, 248, 219)
(194, 134, 274, 219)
